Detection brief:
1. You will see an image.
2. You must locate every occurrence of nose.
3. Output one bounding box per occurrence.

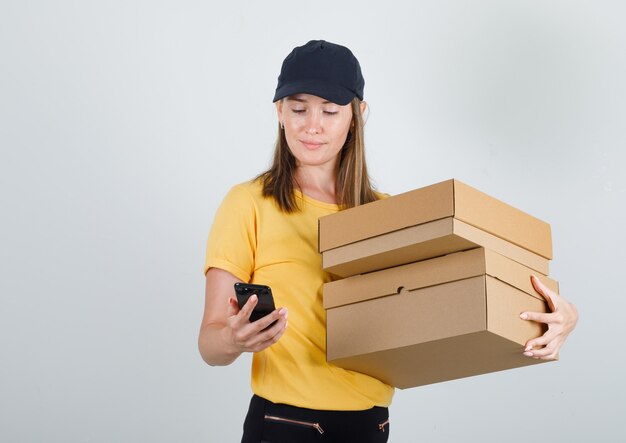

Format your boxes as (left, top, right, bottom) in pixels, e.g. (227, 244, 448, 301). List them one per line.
(305, 112, 322, 135)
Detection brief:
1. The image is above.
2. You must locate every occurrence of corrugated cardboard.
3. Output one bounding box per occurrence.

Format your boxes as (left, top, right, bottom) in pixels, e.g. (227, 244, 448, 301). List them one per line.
(325, 248, 556, 388)
(322, 217, 549, 277)
(319, 179, 552, 277)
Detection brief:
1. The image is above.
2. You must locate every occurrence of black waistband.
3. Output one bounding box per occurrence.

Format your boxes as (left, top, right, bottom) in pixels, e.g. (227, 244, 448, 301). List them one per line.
(242, 395, 390, 443)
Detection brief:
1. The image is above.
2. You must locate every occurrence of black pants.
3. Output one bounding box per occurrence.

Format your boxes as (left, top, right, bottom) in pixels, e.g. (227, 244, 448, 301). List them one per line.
(242, 395, 390, 443)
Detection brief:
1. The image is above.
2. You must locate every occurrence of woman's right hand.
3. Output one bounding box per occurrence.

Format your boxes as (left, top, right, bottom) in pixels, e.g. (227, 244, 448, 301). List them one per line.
(198, 267, 288, 366)
(224, 294, 288, 354)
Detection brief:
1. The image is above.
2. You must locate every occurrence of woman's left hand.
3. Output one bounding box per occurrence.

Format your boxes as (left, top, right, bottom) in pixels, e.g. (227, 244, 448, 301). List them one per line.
(519, 275, 579, 360)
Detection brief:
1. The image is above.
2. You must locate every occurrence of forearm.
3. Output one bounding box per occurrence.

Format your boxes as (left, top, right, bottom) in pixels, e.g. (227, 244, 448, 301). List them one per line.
(198, 322, 242, 366)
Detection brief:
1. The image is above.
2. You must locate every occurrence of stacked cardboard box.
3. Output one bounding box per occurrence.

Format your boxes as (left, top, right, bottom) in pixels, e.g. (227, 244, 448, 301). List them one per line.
(319, 179, 558, 388)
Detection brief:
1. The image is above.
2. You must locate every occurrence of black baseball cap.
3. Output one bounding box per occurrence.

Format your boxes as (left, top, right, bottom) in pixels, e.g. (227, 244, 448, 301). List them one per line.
(273, 40, 364, 106)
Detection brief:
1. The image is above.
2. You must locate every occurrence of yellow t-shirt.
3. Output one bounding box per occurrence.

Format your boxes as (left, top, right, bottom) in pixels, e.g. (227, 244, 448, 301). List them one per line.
(204, 179, 394, 410)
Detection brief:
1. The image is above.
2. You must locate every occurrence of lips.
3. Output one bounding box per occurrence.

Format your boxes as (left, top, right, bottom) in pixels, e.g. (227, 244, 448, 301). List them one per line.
(300, 139, 324, 150)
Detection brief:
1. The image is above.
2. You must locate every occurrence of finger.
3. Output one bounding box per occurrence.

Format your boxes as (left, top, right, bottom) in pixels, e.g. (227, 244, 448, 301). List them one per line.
(519, 310, 553, 324)
(531, 275, 557, 312)
(524, 330, 556, 351)
(256, 320, 288, 350)
(237, 294, 258, 322)
(523, 341, 560, 360)
(248, 310, 288, 343)
(251, 319, 288, 352)
(246, 310, 288, 348)
(252, 308, 288, 331)
(232, 306, 286, 348)
(235, 309, 287, 349)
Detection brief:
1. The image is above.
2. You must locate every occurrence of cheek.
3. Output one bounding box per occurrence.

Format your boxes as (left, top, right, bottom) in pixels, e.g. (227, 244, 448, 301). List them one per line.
(330, 116, 353, 140)
(283, 122, 302, 150)
(283, 123, 301, 144)
(284, 114, 306, 131)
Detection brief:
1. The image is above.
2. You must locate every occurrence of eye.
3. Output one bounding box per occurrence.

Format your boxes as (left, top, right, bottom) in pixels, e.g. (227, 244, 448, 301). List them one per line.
(323, 111, 338, 115)
(291, 108, 305, 114)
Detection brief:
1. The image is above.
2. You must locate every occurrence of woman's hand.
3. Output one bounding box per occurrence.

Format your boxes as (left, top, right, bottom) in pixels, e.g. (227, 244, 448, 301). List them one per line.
(225, 294, 288, 354)
(198, 268, 288, 366)
(519, 275, 579, 360)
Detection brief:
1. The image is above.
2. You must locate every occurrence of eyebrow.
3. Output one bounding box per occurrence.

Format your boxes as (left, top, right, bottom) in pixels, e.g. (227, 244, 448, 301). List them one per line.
(286, 97, 332, 104)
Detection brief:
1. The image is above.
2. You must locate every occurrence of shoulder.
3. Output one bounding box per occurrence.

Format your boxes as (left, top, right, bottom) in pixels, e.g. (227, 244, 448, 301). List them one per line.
(218, 179, 278, 217)
(223, 179, 264, 204)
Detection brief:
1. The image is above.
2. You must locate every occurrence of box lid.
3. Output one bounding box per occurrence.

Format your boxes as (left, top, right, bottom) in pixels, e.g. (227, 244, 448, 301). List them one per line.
(319, 179, 552, 259)
(323, 248, 558, 310)
(322, 217, 550, 277)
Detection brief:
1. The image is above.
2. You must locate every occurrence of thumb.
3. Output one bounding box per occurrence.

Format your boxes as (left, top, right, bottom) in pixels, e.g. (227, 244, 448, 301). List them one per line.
(531, 275, 557, 312)
(227, 296, 240, 317)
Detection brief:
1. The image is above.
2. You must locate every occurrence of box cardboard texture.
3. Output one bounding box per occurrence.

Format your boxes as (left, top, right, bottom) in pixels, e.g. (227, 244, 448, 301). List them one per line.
(324, 248, 558, 388)
(319, 179, 552, 277)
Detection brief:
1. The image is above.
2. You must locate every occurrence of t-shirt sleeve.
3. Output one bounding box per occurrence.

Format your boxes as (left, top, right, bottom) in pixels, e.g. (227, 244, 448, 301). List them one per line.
(204, 184, 257, 282)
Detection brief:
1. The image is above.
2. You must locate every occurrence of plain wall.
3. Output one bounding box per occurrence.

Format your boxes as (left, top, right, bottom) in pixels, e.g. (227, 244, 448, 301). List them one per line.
(1, 0, 624, 441)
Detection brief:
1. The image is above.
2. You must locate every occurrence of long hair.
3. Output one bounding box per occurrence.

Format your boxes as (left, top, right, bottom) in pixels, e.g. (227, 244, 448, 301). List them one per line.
(258, 98, 378, 212)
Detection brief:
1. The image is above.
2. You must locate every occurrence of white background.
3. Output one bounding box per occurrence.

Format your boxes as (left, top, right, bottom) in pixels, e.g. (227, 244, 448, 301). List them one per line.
(1, 1, 624, 441)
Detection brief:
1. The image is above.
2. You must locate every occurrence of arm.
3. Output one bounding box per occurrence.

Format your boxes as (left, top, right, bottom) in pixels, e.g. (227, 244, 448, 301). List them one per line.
(198, 267, 288, 366)
(520, 275, 579, 360)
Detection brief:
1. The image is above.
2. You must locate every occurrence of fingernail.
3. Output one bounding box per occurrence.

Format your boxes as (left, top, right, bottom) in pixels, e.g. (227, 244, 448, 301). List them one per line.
(525, 345, 532, 352)
(520, 313, 528, 320)
(279, 308, 288, 317)
(523, 351, 533, 357)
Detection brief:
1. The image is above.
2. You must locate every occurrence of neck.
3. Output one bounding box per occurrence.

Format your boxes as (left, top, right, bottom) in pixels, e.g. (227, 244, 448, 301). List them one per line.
(294, 162, 338, 204)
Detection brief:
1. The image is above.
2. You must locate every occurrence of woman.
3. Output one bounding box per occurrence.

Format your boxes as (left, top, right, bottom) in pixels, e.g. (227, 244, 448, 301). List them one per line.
(198, 40, 578, 443)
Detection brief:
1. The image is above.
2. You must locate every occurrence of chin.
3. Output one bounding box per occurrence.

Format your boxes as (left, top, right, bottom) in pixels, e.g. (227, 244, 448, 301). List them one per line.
(295, 154, 333, 167)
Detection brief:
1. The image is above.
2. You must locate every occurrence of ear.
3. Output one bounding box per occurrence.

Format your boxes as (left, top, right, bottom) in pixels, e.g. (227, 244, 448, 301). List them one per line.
(275, 100, 284, 124)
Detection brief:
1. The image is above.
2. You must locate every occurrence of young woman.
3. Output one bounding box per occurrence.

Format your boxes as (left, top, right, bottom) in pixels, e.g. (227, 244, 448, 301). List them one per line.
(198, 40, 578, 443)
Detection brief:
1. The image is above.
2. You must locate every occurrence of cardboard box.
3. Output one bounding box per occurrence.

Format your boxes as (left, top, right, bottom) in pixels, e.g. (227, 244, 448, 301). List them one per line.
(322, 217, 549, 277)
(325, 248, 557, 388)
(319, 179, 552, 277)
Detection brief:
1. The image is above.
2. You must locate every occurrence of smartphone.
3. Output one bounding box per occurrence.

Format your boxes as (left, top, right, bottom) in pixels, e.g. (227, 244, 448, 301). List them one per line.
(234, 282, 276, 323)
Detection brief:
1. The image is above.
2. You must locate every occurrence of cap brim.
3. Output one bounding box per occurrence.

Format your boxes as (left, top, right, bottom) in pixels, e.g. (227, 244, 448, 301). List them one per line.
(273, 79, 356, 106)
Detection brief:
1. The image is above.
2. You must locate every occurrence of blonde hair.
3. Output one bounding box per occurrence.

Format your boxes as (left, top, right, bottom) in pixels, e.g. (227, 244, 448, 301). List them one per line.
(258, 98, 378, 212)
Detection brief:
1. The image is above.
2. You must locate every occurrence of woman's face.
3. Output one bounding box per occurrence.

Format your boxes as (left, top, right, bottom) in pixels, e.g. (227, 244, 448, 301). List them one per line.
(276, 93, 353, 169)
